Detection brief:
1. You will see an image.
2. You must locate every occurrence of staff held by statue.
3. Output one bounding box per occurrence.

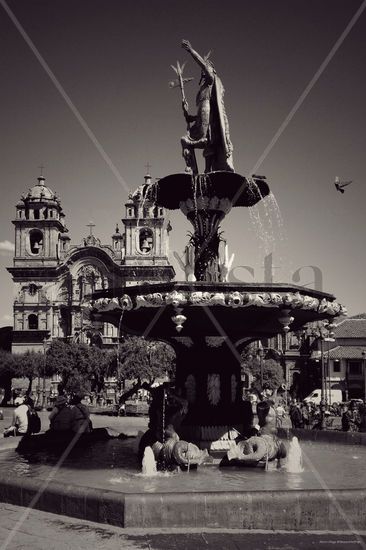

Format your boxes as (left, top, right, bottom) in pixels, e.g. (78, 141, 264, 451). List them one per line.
(169, 61, 194, 132)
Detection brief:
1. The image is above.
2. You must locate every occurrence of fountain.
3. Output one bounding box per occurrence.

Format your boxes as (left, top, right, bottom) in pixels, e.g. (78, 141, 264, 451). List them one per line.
(85, 40, 345, 453)
(1, 40, 359, 533)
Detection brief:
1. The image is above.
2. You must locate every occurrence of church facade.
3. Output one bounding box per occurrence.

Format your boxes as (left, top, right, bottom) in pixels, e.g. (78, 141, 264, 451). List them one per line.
(7, 173, 175, 354)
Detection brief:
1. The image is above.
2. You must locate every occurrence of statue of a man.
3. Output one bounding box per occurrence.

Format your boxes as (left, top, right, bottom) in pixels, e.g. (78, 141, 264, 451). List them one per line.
(180, 40, 234, 174)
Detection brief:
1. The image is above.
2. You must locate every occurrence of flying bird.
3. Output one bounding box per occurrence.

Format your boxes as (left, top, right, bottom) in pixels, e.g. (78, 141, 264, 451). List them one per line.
(334, 176, 352, 194)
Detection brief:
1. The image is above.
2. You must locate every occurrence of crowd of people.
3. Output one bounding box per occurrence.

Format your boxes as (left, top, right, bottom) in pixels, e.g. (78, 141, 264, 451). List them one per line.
(288, 398, 366, 432)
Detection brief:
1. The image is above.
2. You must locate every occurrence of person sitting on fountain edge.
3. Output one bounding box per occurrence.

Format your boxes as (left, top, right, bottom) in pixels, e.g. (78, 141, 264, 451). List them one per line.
(70, 393, 93, 434)
(49, 395, 74, 433)
(3, 395, 34, 437)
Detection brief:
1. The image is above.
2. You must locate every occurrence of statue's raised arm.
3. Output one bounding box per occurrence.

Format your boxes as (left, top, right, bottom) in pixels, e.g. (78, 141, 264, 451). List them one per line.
(181, 40, 214, 82)
(179, 40, 234, 175)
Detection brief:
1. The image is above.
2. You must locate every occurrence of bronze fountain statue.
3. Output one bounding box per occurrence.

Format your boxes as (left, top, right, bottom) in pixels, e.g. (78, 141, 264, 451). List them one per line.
(178, 39, 234, 175)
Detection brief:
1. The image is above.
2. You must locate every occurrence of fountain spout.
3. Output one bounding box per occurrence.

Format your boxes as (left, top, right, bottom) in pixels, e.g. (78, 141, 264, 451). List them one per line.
(142, 446, 157, 475)
(285, 436, 304, 473)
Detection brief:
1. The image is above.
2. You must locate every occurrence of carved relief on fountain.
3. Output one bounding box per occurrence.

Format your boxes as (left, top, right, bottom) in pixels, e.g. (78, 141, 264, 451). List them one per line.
(91, 289, 345, 316)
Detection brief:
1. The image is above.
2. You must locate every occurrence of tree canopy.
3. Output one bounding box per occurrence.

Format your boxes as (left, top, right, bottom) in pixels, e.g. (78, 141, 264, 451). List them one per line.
(241, 345, 285, 393)
(46, 340, 111, 394)
(118, 336, 176, 386)
(12, 350, 45, 392)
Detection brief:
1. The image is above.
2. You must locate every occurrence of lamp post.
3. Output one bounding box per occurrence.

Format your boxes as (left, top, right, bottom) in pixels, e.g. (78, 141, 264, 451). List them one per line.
(257, 348, 264, 393)
(323, 322, 335, 407)
(362, 351, 366, 405)
(42, 338, 47, 411)
(320, 336, 326, 429)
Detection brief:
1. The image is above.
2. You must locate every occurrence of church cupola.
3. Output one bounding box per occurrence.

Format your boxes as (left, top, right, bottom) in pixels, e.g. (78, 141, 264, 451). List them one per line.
(12, 172, 69, 266)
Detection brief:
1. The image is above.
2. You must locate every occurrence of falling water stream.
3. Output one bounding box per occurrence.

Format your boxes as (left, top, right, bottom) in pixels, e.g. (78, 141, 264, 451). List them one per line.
(141, 446, 157, 476)
(247, 179, 291, 282)
(285, 436, 304, 473)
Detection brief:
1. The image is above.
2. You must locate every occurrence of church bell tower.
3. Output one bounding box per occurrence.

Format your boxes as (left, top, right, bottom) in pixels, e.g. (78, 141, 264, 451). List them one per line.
(8, 173, 70, 353)
(13, 174, 69, 266)
(122, 172, 173, 281)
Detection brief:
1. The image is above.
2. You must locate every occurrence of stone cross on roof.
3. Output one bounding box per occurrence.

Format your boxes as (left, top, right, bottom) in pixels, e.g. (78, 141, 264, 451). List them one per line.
(144, 162, 152, 175)
(86, 221, 96, 235)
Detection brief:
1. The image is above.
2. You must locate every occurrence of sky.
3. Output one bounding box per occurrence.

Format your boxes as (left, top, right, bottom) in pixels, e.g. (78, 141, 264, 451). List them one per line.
(0, 0, 365, 326)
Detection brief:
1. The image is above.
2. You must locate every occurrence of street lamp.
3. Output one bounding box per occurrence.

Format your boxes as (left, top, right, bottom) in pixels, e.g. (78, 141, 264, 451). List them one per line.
(320, 336, 326, 429)
(318, 321, 335, 428)
(42, 338, 47, 410)
(257, 348, 264, 392)
(362, 351, 366, 405)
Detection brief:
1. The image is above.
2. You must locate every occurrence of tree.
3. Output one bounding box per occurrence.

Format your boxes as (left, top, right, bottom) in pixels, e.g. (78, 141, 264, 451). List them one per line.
(117, 337, 176, 401)
(241, 345, 285, 396)
(0, 349, 16, 405)
(13, 350, 45, 394)
(252, 358, 285, 392)
(46, 340, 110, 395)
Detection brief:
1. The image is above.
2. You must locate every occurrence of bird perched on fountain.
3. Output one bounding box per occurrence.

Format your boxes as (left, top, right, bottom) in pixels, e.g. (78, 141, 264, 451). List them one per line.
(334, 176, 353, 194)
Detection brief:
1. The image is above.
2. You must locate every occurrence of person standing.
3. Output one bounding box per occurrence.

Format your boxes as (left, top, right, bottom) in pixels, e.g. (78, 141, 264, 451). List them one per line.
(289, 399, 303, 429)
(342, 400, 361, 432)
(359, 403, 366, 432)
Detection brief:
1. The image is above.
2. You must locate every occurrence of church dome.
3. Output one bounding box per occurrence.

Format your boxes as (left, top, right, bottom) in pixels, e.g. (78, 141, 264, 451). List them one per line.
(27, 176, 56, 201)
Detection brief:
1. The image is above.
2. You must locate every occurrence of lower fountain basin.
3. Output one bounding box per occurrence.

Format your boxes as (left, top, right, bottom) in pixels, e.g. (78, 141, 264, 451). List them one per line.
(0, 434, 365, 530)
(1, 437, 365, 493)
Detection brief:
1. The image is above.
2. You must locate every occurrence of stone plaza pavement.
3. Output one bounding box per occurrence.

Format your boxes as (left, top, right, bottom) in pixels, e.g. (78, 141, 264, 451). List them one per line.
(1, 503, 365, 550)
(1, 410, 365, 549)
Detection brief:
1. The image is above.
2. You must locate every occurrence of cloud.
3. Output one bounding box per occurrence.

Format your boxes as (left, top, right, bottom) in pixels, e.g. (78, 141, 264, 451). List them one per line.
(0, 240, 15, 255)
(1, 314, 12, 323)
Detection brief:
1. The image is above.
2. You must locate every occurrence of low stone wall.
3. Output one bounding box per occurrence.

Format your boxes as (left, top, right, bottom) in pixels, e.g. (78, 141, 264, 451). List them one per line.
(0, 473, 365, 530)
(278, 427, 366, 446)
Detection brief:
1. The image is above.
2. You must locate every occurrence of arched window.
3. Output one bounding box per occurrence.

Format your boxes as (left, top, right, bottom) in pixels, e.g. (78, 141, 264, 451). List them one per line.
(29, 229, 43, 255)
(28, 314, 38, 330)
(139, 228, 153, 254)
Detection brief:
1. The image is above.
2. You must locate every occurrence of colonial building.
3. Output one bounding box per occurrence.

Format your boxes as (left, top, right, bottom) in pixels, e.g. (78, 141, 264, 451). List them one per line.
(7, 173, 175, 354)
(325, 319, 366, 400)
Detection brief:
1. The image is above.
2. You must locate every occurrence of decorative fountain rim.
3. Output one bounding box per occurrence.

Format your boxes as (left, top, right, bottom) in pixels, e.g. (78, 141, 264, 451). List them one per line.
(87, 281, 345, 317)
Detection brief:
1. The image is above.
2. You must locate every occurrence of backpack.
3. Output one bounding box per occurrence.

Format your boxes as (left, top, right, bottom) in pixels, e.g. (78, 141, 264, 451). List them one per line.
(27, 407, 41, 434)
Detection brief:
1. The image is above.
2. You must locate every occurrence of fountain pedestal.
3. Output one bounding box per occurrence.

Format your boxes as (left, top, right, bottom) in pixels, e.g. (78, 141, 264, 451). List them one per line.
(173, 336, 252, 446)
(155, 171, 270, 282)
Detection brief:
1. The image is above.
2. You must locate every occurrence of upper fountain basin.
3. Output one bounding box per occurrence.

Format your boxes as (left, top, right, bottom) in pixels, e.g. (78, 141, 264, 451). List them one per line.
(153, 172, 270, 210)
